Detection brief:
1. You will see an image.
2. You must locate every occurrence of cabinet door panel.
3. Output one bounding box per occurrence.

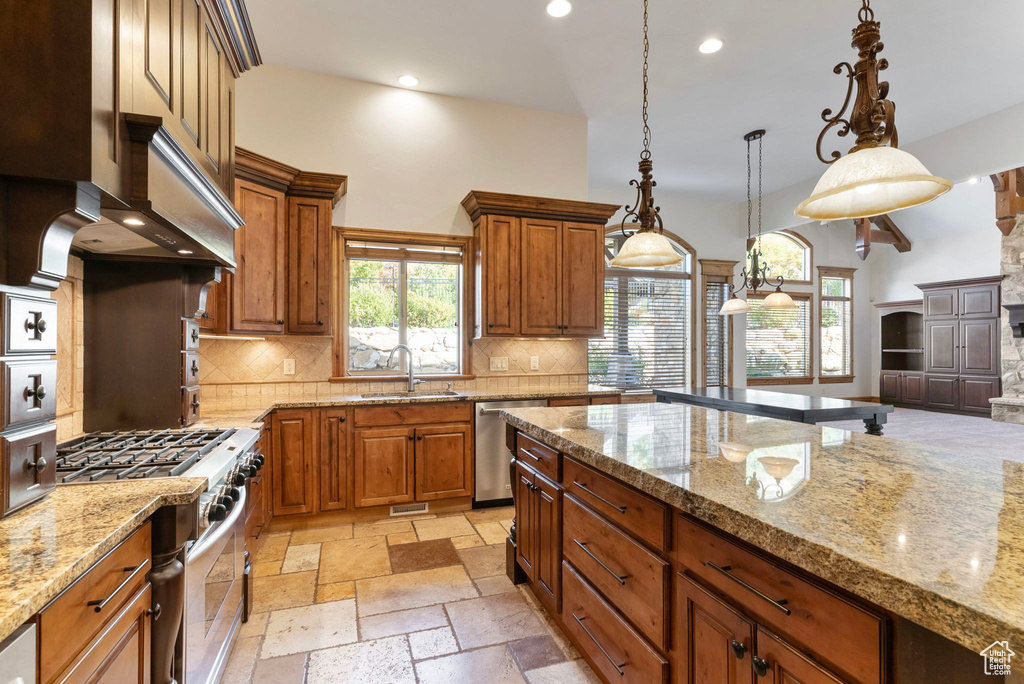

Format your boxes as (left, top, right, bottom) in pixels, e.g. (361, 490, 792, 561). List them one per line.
(203, 21, 222, 174)
(923, 288, 958, 319)
(755, 627, 844, 684)
(271, 410, 316, 516)
(143, 0, 173, 107)
(960, 319, 999, 375)
(676, 573, 755, 684)
(479, 215, 520, 336)
(233, 180, 286, 332)
(515, 461, 537, 582)
(901, 372, 925, 405)
(180, 0, 202, 145)
(287, 196, 331, 334)
(879, 371, 901, 403)
(415, 423, 472, 501)
(319, 409, 350, 511)
(925, 321, 958, 374)
(960, 376, 1000, 414)
(959, 285, 1000, 318)
(354, 427, 414, 507)
(534, 472, 562, 613)
(561, 222, 604, 336)
(521, 219, 562, 335)
(925, 374, 959, 411)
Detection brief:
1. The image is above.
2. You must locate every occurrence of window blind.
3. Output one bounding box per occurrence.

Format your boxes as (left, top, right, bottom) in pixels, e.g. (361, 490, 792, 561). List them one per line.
(704, 281, 731, 386)
(820, 276, 852, 376)
(746, 295, 811, 380)
(588, 273, 691, 390)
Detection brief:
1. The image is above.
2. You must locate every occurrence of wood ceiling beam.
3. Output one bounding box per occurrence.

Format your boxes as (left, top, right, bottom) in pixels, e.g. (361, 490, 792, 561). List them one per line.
(990, 167, 1024, 236)
(854, 214, 911, 261)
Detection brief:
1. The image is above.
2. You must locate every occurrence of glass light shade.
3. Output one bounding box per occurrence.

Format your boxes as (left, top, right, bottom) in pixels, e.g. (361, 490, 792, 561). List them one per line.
(609, 230, 683, 268)
(795, 146, 953, 220)
(761, 290, 798, 310)
(718, 295, 750, 316)
(758, 456, 800, 481)
(718, 442, 753, 463)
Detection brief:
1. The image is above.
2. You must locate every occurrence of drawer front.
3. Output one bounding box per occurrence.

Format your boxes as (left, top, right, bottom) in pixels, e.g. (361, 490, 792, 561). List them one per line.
(562, 561, 668, 684)
(182, 351, 200, 386)
(353, 401, 472, 427)
(3, 423, 56, 515)
(563, 494, 669, 648)
(674, 516, 883, 684)
(3, 359, 58, 429)
(590, 395, 621, 405)
(547, 397, 588, 407)
(182, 385, 200, 426)
(182, 318, 201, 350)
(39, 522, 152, 684)
(564, 457, 668, 551)
(516, 432, 560, 482)
(4, 294, 58, 355)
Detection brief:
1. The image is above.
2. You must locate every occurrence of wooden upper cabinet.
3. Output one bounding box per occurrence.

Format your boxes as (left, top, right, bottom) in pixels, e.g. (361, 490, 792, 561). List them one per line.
(270, 409, 316, 516)
(561, 222, 605, 336)
(287, 196, 332, 334)
(462, 191, 618, 340)
(232, 179, 287, 333)
(414, 423, 473, 501)
(922, 288, 958, 319)
(521, 219, 563, 336)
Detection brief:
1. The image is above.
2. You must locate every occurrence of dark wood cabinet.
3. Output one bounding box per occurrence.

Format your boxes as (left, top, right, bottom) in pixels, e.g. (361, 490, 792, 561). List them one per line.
(902, 371, 925, 405)
(925, 374, 959, 411)
(231, 179, 287, 333)
(287, 195, 332, 334)
(923, 288, 958, 319)
(959, 284, 1000, 318)
(515, 461, 538, 582)
(319, 408, 351, 511)
(960, 319, 999, 375)
(476, 215, 521, 336)
(270, 409, 316, 516)
(960, 375, 1001, 414)
(521, 218, 563, 336)
(561, 222, 605, 336)
(414, 424, 473, 501)
(354, 427, 415, 507)
(755, 627, 844, 684)
(879, 371, 902, 403)
(676, 573, 755, 684)
(925, 320, 959, 374)
(534, 472, 563, 611)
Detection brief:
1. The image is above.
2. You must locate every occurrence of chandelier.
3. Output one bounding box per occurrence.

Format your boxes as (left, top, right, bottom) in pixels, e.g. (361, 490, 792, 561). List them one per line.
(720, 131, 797, 316)
(795, 0, 952, 220)
(609, 0, 681, 268)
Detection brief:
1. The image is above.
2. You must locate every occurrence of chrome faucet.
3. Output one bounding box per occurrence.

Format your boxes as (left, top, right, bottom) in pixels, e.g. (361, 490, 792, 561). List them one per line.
(387, 344, 423, 392)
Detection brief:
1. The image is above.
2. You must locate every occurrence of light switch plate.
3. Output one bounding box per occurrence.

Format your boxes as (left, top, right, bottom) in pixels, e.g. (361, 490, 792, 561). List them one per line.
(284, 359, 296, 375)
(530, 356, 540, 371)
(489, 356, 509, 371)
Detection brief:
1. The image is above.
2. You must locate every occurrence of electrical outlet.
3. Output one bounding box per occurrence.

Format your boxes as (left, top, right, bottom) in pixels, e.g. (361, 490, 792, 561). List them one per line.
(489, 356, 509, 372)
(530, 356, 540, 371)
(284, 359, 296, 375)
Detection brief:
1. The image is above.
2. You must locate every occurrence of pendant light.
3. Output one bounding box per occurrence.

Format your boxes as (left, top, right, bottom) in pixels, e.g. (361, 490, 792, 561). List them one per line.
(720, 131, 797, 316)
(609, 0, 681, 268)
(795, 0, 952, 220)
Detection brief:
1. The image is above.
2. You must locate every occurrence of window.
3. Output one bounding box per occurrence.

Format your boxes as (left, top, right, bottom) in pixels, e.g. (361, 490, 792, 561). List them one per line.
(699, 259, 738, 387)
(745, 292, 813, 385)
(747, 230, 812, 284)
(588, 230, 694, 390)
(819, 266, 856, 382)
(335, 229, 471, 379)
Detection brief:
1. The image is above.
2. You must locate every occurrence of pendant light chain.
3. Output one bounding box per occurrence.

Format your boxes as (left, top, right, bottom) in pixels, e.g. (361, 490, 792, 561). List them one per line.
(746, 137, 753, 243)
(757, 134, 763, 242)
(858, 0, 874, 23)
(640, 0, 651, 160)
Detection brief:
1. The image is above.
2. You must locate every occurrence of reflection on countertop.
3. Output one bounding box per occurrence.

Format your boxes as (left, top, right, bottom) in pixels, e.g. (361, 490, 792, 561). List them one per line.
(0, 478, 206, 644)
(500, 402, 1024, 654)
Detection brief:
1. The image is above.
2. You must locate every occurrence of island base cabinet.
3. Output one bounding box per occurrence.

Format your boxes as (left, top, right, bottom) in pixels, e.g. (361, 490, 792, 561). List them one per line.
(755, 627, 844, 684)
(514, 461, 562, 612)
(676, 573, 755, 684)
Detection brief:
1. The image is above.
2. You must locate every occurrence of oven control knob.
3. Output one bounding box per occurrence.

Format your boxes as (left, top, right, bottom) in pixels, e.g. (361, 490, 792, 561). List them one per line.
(246, 455, 264, 471)
(227, 469, 247, 487)
(223, 486, 241, 502)
(207, 503, 228, 523)
(215, 493, 235, 513)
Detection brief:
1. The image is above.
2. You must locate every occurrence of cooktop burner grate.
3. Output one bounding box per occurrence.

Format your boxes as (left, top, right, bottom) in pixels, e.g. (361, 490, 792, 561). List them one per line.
(55, 428, 236, 483)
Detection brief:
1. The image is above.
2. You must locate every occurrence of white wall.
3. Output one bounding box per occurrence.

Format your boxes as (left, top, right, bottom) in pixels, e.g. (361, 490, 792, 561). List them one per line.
(236, 65, 589, 236)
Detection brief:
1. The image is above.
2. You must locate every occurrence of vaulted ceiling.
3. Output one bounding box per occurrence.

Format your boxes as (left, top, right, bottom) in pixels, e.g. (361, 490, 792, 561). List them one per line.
(244, 0, 1024, 201)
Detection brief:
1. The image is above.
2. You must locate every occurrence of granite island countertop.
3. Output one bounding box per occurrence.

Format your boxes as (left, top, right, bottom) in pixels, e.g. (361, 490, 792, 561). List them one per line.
(0, 478, 206, 643)
(500, 402, 1024, 654)
(196, 384, 622, 430)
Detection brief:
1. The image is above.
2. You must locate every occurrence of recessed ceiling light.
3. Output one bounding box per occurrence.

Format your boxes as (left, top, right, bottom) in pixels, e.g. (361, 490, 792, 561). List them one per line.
(698, 38, 723, 54)
(177, 249, 194, 255)
(123, 218, 145, 226)
(967, 176, 981, 185)
(546, 0, 571, 18)
(397, 75, 419, 87)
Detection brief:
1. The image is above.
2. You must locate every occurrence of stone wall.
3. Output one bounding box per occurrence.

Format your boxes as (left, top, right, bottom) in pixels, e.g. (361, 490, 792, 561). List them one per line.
(993, 214, 1024, 424)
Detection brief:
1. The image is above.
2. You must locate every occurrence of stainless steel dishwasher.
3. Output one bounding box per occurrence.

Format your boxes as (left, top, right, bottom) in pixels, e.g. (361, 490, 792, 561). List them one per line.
(475, 399, 547, 505)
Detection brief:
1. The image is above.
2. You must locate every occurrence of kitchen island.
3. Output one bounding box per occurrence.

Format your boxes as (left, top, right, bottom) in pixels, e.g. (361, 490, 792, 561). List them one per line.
(501, 402, 1024, 684)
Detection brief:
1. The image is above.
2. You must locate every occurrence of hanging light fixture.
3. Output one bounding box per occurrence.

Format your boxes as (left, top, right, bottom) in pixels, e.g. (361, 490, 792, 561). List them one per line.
(609, 0, 681, 268)
(720, 131, 797, 316)
(795, 0, 952, 220)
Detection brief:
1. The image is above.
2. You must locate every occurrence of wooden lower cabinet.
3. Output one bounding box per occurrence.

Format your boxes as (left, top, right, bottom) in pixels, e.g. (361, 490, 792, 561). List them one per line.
(925, 374, 959, 411)
(354, 427, 415, 507)
(319, 408, 351, 511)
(676, 572, 755, 684)
(880, 371, 924, 406)
(515, 461, 538, 581)
(270, 409, 316, 516)
(534, 471, 562, 611)
(960, 375, 1000, 414)
(755, 627, 844, 684)
(415, 423, 473, 501)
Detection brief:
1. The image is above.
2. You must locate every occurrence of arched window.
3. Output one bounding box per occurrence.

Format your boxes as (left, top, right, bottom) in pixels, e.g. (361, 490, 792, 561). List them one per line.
(588, 229, 695, 389)
(747, 230, 812, 284)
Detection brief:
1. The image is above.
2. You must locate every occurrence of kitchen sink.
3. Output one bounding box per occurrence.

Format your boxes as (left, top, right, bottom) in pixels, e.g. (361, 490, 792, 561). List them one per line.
(360, 390, 463, 399)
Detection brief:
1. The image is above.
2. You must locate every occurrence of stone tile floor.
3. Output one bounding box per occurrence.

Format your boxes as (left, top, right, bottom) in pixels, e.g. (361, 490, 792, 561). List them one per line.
(222, 506, 600, 684)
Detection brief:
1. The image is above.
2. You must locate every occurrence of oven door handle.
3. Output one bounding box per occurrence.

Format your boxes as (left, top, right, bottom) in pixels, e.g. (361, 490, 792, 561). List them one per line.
(189, 487, 247, 562)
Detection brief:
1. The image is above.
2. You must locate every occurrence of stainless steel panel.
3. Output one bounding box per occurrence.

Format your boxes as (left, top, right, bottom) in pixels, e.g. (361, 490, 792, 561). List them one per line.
(474, 400, 546, 503)
(0, 623, 36, 684)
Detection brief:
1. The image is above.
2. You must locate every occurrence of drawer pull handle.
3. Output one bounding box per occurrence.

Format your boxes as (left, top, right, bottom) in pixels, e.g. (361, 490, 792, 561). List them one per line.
(572, 482, 626, 514)
(88, 560, 150, 613)
(574, 540, 627, 585)
(753, 655, 770, 677)
(572, 614, 625, 676)
(706, 562, 791, 615)
(521, 448, 541, 462)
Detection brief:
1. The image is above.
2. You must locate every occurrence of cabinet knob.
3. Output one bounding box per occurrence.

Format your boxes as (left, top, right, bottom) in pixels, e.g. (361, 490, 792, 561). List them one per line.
(191, 360, 199, 374)
(752, 656, 769, 677)
(25, 317, 47, 333)
(317, 320, 324, 326)
(730, 640, 747, 659)
(488, 323, 494, 328)
(277, 320, 284, 325)
(26, 457, 47, 473)
(408, 435, 414, 441)
(339, 416, 346, 423)
(146, 603, 162, 620)
(417, 434, 423, 440)
(191, 329, 199, 343)
(26, 385, 46, 400)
